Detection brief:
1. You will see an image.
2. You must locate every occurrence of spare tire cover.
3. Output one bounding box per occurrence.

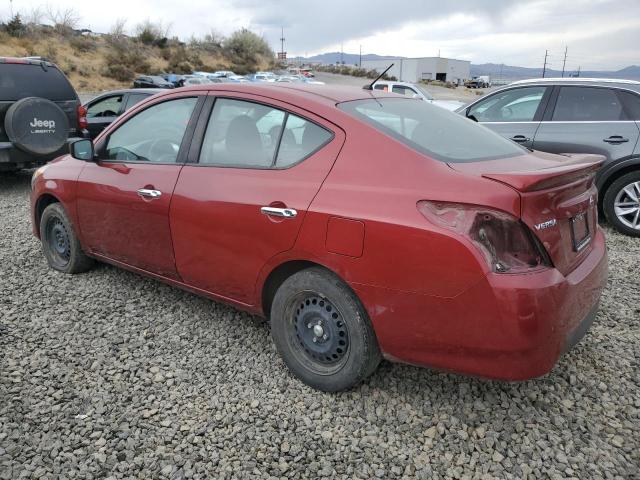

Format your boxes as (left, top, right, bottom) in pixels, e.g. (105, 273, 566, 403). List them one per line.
(4, 97, 70, 156)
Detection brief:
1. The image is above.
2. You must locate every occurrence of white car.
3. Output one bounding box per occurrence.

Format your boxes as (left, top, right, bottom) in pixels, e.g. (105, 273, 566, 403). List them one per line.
(371, 81, 465, 111)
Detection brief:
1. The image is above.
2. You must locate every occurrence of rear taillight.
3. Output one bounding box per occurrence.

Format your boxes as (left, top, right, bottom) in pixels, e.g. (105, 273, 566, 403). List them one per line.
(77, 105, 88, 130)
(417, 201, 551, 273)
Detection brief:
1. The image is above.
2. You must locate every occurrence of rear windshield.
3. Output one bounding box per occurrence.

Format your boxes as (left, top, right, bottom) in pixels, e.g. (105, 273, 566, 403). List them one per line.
(0, 64, 77, 101)
(338, 98, 527, 163)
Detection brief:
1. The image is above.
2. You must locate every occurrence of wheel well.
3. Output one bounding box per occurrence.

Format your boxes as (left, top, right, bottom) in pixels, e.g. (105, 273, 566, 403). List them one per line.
(34, 194, 60, 236)
(599, 163, 640, 212)
(261, 260, 322, 318)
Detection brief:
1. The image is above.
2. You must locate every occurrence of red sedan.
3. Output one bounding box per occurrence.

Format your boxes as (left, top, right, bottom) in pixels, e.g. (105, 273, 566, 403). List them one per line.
(30, 84, 608, 391)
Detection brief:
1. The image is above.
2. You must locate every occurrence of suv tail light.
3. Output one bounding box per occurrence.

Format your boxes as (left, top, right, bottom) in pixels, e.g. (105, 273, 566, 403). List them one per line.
(417, 201, 551, 273)
(77, 105, 88, 130)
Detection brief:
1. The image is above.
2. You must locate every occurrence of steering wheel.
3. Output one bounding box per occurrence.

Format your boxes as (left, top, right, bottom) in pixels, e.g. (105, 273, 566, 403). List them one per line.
(501, 106, 514, 119)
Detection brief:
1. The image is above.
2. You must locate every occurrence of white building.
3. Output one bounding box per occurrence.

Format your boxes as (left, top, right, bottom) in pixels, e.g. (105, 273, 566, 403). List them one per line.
(361, 57, 471, 85)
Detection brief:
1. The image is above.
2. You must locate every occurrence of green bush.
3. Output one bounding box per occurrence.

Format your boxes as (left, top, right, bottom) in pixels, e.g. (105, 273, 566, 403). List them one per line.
(223, 29, 274, 73)
(5, 14, 26, 37)
(70, 35, 96, 53)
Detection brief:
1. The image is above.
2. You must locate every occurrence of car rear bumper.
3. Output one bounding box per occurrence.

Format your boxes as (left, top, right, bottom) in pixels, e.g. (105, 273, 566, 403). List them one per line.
(352, 227, 608, 380)
(0, 136, 85, 169)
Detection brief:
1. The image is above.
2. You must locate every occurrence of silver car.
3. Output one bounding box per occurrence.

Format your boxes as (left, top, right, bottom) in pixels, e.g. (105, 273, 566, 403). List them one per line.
(458, 78, 640, 236)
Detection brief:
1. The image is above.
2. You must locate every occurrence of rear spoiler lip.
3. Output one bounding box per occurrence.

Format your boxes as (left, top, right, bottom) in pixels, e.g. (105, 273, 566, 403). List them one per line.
(481, 157, 605, 192)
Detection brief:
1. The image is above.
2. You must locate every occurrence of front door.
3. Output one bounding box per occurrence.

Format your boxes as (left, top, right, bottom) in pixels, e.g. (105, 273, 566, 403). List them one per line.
(170, 94, 344, 304)
(467, 85, 551, 149)
(85, 93, 125, 139)
(533, 86, 640, 161)
(76, 95, 201, 278)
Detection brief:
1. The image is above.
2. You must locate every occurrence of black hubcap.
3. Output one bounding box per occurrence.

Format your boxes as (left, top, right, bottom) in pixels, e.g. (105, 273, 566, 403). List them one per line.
(293, 295, 349, 365)
(46, 217, 71, 265)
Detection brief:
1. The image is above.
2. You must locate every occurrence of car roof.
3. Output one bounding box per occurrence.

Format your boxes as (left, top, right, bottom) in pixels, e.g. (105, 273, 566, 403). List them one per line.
(158, 83, 398, 106)
(509, 77, 640, 92)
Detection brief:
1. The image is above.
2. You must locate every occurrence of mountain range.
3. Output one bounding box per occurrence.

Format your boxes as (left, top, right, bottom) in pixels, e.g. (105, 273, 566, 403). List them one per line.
(293, 52, 640, 80)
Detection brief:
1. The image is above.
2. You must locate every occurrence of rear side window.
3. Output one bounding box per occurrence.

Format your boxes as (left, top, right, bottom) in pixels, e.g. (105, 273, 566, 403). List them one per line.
(0, 64, 77, 101)
(199, 98, 332, 168)
(392, 85, 417, 97)
(552, 87, 624, 121)
(124, 93, 150, 111)
(618, 91, 640, 120)
(339, 98, 527, 163)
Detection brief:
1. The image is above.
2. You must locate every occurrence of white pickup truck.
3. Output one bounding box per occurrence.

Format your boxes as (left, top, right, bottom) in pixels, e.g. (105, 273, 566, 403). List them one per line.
(370, 81, 465, 111)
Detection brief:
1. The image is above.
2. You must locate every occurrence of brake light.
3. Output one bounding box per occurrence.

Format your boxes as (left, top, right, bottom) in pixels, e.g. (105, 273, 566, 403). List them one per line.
(417, 201, 551, 273)
(77, 105, 88, 130)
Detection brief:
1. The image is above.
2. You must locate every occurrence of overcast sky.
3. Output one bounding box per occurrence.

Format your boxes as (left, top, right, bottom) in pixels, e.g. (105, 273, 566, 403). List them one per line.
(2, 0, 639, 70)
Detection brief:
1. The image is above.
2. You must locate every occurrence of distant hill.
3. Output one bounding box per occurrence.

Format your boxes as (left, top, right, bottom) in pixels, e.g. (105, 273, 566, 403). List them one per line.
(294, 53, 640, 81)
(471, 63, 640, 81)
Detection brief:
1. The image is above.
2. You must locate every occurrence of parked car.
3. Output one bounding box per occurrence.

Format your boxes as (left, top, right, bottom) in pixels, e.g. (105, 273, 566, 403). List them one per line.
(457, 78, 640, 236)
(371, 81, 464, 111)
(31, 84, 607, 391)
(213, 70, 235, 78)
(162, 73, 186, 87)
(133, 76, 174, 89)
(181, 77, 224, 87)
(0, 57, 87, 172)
(83, 89, 162, 139)
(247, 73, 277, 83)
(227, 75, 250, 83)
(465, 76, 491, 88)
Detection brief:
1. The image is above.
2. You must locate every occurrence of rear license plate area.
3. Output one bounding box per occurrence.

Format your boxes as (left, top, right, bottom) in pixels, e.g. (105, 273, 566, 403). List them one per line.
(570, 212, 591, 252)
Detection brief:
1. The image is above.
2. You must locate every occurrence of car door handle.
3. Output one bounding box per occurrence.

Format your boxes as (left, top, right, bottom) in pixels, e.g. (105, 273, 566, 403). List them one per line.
(261, 206, 297, 218)
(510, 135, 530, 143)
(603, 136, 629, 144)
(137, 188, 162, 199)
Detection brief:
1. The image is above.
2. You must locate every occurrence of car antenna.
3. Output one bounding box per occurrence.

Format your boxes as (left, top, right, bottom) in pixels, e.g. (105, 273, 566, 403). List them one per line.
(364, 63, 394, 90)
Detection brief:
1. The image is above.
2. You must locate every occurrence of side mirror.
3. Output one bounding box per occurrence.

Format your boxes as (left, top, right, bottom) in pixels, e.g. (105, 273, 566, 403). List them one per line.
(69, 139, 95, 161)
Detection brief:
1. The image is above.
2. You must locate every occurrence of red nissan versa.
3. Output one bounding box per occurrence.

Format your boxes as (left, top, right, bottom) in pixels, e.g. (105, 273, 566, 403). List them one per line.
(30, 84, 608, 391)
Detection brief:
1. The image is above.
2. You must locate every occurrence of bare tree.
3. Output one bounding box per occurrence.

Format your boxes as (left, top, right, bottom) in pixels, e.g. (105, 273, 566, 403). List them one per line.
(45, 4, 80, 34)
(109, 18, 128, 38)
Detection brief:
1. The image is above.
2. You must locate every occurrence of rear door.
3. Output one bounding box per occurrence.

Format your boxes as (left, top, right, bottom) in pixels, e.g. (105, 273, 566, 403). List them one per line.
(76, 93, 204, 278)
(170, 93, 344, 304)
(533, 86, 640, 160)
(466, 86, 551, 149)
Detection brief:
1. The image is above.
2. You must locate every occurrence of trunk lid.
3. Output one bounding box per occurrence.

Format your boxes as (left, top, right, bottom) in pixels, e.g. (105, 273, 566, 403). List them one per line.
(449, 151, 605, 275)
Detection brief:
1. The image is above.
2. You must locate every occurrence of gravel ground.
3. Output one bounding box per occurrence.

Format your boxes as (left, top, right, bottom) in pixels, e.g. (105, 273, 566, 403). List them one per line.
(1, 170, 638, 480)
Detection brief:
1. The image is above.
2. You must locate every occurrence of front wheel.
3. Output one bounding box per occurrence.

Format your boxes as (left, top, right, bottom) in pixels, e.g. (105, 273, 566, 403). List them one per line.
(270, 267, 381, 392)
(40, 203, 94, 273)
(603, 171, 640, 237)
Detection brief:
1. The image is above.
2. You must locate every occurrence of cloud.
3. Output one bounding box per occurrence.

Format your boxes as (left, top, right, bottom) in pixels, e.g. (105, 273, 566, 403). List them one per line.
(1, 0, 638, 69)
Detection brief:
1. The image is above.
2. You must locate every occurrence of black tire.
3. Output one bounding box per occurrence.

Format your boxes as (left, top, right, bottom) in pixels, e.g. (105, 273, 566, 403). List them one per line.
(40, 203, 94, 273)
(270, 267, 381, 392)
(603, 170, 640, 237)
(4, 97, 69, 156)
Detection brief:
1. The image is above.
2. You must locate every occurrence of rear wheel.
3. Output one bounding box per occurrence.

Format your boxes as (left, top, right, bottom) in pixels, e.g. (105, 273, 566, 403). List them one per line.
(603, 171, 640, 237)
(270, 267, 381, 392)
(40, 203, 94, 273)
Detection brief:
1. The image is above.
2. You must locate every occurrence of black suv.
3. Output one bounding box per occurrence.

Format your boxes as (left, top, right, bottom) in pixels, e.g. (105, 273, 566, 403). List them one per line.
(0, 57, 87, 172)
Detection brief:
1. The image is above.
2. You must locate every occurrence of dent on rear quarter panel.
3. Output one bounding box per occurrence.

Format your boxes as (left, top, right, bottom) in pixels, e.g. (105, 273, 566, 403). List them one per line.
(298, 119, 519, 298)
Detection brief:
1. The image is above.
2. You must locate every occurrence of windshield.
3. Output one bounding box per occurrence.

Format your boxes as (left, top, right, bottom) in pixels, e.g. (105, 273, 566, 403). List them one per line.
(338, 98, 527, 163)
(413, 84, 435, 100)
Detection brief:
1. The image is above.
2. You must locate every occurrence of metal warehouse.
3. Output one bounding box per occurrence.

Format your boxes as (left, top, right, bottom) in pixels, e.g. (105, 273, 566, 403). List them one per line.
(362, 57, 471, 85)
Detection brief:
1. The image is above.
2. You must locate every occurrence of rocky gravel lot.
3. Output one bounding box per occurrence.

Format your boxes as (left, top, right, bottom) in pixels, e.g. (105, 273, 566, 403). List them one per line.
(1, 170, 638, 479)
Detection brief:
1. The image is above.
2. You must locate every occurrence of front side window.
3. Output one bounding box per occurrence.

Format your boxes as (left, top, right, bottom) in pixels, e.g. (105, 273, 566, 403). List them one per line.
(199, 98, 332, 168)
(552, 87, 624, 121)
(468, 86, 546, 122)
(87, 95, 123, 118)
(105, 97, 197, 163)
(339, 98, 527, 163)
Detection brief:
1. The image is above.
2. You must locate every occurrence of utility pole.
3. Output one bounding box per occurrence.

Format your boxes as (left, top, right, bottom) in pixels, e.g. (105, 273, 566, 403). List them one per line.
(576, 65, 581, 77)
(561, 46, 568, 77)
(340, 43, 344, 65)
(359, 45, 362, 68)
(9, 0, 13, 18)
(279, 27, 285, 62)
(542, 50, 548, 78)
